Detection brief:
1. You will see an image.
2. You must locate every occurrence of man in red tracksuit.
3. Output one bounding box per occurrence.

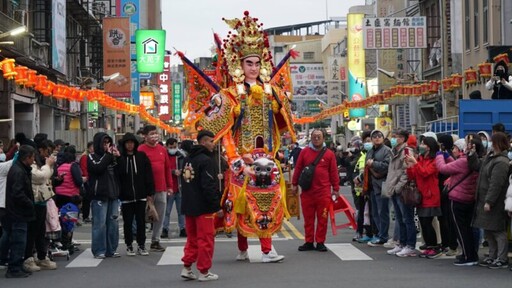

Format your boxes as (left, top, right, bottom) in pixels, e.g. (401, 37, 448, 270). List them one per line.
(292, 129, 340, 252)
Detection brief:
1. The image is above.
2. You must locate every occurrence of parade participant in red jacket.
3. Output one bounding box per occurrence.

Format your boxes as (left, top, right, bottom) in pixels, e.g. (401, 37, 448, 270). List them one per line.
(292, 129, 340, 252)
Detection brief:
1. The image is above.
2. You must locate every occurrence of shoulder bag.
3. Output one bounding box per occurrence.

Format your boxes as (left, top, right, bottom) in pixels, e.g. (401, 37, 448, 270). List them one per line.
(298, 148, 327, 190)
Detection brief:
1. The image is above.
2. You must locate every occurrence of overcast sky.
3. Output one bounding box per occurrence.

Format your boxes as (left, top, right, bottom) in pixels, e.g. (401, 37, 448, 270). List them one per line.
(162, 0, 365, 65)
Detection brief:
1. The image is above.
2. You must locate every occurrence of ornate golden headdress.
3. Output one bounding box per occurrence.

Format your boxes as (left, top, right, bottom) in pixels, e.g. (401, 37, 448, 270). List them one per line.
(222, 11, 273, 87)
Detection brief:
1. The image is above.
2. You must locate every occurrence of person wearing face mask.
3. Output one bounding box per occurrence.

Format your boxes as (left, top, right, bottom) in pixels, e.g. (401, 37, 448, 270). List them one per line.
(355, 130, 392, 247)
(476, 131, 492, 154)
(405, 137, 442, 258)
(0, 141, 6, 162)
(383, 129, 417, 257)
(435, 138, 480, 266)
(137, 125, 173, 252)
(469, 132, 510, 268)
(162, 138, 186, 239)
(485, 61, 512, 99)
(352, 132, 377, 243)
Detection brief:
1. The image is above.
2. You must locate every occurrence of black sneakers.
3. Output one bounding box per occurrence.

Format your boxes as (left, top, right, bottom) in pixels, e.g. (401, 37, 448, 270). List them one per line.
(5, 270, 31, 278)
(298, 242, 316, 251)
(316, 243, 328, 252)
(179, 228, 187, 238)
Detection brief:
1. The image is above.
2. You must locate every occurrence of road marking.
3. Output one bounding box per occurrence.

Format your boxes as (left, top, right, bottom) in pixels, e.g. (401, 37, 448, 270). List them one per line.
(66, 248, 103, 268)
(157, 246, 183, 265)
(74, 234, 292, 245)
(326, 243, 373, 261)
(283, 220, 304, 240)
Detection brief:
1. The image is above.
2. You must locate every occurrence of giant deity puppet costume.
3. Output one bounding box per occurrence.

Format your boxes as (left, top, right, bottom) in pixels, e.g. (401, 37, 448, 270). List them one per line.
(177, 11, 298, 263)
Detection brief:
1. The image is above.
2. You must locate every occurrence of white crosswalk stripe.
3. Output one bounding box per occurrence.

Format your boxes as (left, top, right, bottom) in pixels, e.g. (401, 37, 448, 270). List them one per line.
(325, 243, 373, 261)
(66, 248, 103, 268)
(62, 243, 375, 268)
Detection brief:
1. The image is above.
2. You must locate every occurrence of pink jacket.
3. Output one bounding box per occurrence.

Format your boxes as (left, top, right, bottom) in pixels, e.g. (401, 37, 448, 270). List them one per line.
(435, 154, 478, 204)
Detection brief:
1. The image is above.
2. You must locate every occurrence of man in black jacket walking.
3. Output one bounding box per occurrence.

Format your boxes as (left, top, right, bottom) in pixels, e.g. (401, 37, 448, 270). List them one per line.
(117, 133, 155, 256)
(180, 130, 222, 282)
(3, 145, 36, 278)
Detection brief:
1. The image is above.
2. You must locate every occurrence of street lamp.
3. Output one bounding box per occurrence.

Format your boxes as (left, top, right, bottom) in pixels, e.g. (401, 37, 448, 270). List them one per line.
(0, 26, 28, 40)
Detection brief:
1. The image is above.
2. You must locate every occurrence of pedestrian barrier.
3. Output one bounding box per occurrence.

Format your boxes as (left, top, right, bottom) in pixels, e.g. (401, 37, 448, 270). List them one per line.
(329, 194, 357, 236)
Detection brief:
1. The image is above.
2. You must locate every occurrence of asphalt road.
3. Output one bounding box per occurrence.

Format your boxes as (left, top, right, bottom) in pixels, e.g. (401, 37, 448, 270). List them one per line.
(1, 186, 511, 288)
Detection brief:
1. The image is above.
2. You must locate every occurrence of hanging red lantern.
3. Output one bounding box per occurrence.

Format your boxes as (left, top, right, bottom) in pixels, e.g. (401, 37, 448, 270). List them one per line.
(403, 85, 413, 96)
(43, 81, 56, 96)
(53, 84, 65, 98)
(412, 85, 422, 96)
(451, 74, 463, 88)
(0, 58, 17, 80)
(421, 83, 429, 95)
(14, 66, 28, 85)
(429, 80, 440, 94)
(383, 90, 392, 100)
(25, 69, 37, 88)
(34, 75, 48, 93)
(441, 78, 453, 92)
(61, 85, 72, 99)
(478, 62, 492, 78)
(464, 69, 478, 85)
(493, 53, 509, 65)
(395, 85, 404, 97)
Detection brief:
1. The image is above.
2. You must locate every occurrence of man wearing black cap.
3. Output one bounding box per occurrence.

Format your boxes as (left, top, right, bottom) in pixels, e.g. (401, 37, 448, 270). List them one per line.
(289, 142, 302, 169)
(180, 130, 222, 282)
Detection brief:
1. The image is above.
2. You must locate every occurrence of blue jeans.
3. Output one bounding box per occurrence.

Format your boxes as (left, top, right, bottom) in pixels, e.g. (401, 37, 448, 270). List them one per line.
(370, 191, 390, 242)
(391, 194, 416, 248)
(163, 192, 184, 231)
(91, 199, 120, 256)
(0, 217, 28, 272)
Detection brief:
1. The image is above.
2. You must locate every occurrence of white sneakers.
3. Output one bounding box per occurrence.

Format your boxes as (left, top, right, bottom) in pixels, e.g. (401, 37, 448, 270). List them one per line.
(181, 267, 198, 280)
(236, 250, 248, 261)
(396, 246, 417, 257)
(198, 272, 219, 282)
(386, 245, 403, 255)
(181, 267, 219, 282)
(261, 251, 285, 263)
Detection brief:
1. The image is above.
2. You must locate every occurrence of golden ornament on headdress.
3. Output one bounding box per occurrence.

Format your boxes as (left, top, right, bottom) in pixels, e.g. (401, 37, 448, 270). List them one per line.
(222, 11, 272, 84)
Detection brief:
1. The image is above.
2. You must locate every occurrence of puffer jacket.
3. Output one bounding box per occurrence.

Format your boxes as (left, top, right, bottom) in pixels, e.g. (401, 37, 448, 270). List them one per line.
(383, 143, 410, 197)
(435, 154, 478, 204)
(407, 156, 440, 208)
(87, 132, 119, 201)
(470, 151, 509, 231)
(365, 144, 392, 196)
(31, 162, 54, 204)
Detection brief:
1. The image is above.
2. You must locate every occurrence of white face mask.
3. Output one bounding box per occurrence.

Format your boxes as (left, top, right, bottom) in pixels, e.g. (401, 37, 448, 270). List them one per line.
(0, 153, 5, 162)
(168, 148, 178, 155)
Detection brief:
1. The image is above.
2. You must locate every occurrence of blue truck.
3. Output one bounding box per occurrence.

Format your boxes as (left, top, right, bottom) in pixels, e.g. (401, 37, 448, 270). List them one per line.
(458, 99, 512, 137)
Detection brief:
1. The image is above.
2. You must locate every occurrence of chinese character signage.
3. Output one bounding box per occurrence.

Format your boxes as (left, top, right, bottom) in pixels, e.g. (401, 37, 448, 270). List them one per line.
(172, 83, 182, 123)
(116, 0, 140, 104)
(103, 17, 131, 98)
(157, 55, 171, 121)
(290, 63, 327, 101)
(140, 91, 154, 110)
(52, 0, 66, 75)
(347, 13, 366, 118)
(135, 30, 166, 73)
(363, 16, 427, 49)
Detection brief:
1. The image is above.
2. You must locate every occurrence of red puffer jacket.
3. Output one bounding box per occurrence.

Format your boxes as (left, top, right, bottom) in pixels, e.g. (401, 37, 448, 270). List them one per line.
(406, 156, 440, 208)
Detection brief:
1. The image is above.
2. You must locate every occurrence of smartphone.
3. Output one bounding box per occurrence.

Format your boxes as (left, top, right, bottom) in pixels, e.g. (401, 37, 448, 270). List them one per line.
(404, 148, 409, 156)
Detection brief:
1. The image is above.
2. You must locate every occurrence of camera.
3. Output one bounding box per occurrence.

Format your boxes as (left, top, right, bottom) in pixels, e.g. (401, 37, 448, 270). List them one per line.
(495, 70, 506, 79)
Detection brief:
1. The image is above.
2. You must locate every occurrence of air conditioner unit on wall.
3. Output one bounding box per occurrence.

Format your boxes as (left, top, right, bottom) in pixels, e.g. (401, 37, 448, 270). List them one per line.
(13, 10, 28, 26)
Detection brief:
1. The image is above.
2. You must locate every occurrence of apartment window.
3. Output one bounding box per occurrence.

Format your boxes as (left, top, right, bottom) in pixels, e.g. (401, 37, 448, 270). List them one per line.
(474, 0, 479, 47)
(274, 46, 284, 53)
(304, 52, 315, 60)
(465, 0, 470, 50)
(426, 3, 441, 68)
(483, 0, 488, 44)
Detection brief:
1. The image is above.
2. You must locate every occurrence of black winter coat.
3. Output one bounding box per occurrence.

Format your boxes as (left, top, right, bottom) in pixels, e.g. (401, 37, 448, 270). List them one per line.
(181, 145, 221, 216)
(87, 133, 119, 201)
(116, 133, 155, 201)
(6, 161, 35, 221)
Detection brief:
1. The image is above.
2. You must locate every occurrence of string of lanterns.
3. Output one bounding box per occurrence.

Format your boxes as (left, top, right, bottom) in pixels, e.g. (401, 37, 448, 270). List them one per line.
(294, 55, 506, 124)
(0, 58, 180, 134)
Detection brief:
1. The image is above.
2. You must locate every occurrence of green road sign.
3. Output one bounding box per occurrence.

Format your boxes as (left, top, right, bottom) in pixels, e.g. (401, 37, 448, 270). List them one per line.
(135, 29, 166, 73)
